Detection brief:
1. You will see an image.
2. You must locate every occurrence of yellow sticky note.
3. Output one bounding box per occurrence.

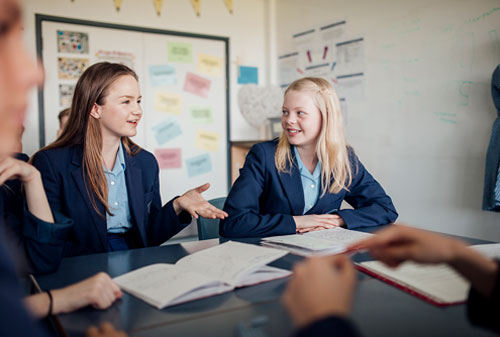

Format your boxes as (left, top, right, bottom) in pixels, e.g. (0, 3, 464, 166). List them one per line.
(195, 130, 220, 152)
(155, 92, 183, 115)
(197, 53, 222, 77)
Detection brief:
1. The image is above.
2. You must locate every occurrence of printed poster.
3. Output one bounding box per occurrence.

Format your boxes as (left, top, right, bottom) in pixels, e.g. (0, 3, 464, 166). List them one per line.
(57, 30, 89, 54)
(59, 84, 75, 108)
(57, 57, 89, 80)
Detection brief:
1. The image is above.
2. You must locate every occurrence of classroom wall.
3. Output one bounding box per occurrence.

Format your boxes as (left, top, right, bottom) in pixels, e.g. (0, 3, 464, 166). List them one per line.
(275, 0, 500, 240)
(22, 0, 268, 156)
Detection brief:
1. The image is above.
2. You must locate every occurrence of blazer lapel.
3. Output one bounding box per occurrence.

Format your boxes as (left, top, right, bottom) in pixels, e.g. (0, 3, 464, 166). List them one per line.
(124, 151, 146, 245)
(70, 147, 107, 250)
(277, 154, 305, 215)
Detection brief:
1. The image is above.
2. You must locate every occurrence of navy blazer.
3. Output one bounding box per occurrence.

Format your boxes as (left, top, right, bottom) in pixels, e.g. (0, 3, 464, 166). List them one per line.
(0, 226, 50, 337)
(32, 144, 191, 258)
(1, 153, 72, 274)
(220, 140, 397, 237)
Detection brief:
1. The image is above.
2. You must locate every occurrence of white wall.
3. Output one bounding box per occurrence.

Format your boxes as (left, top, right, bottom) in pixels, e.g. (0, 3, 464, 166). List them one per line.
(22, 0, 266, 156)
(275, 0, 500, 241)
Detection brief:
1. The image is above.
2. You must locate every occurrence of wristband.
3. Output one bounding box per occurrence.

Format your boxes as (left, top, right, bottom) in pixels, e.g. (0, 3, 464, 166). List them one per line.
(46, 290, 53, 316)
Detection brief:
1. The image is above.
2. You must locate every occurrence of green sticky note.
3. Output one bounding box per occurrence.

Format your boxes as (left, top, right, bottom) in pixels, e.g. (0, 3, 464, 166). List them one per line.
(168, 42, 193, 63)
(189, 105, 213, 124)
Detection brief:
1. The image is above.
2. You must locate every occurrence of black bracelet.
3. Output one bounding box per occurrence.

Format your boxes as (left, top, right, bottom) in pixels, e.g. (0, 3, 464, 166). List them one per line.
(46, 290, 53, 316)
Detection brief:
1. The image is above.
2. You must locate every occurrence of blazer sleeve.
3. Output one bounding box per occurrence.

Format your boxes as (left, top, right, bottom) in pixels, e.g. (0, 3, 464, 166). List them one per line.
(294, 316, 361, 337)
(220, 144, 296, 238)
(0, 228, 51, 337)
(144, 159, 191, 246)
(336, 155, 398, 229)
(3, 153, 73, 274)
(466, 260, 500, 334)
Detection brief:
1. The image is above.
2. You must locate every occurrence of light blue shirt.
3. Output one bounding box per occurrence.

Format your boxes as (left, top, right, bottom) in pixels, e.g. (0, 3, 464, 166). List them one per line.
(294, 146, 321, 214)
(104, 143, 132, 233)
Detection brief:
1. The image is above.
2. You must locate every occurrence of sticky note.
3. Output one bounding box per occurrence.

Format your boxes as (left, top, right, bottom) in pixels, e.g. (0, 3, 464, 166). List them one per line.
(195, 130, 220, 152)
(184, 72, 211, 98)
(149, 65, 176, 86)
(168, 42, 193, 63)
(238, 66, 258, 84)
(152, 119, 182, 145)
(155, 148, 182, 169)
(189, 105, 213, 124)
(197, 53, 222, 77)
(155, 92, 183, 115)
(186, 153, 212, 177)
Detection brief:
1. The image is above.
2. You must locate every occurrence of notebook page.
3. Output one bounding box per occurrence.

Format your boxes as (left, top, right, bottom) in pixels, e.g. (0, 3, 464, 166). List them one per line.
(470, 243, 500, 259)
(261, 227, 372, 254)
(305, 227, 372, 245)
(262, 234, 342, 251)
(176, 241, 287, 286)
(359, 261, 470, 303)
(114, 263, 222, 309)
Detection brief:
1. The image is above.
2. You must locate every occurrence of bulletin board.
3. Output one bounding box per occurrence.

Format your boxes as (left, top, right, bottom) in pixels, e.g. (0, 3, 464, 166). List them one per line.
(36, 15, 230, 235)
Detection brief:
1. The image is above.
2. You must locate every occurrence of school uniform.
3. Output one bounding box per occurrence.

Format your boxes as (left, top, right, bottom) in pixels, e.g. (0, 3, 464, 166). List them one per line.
(220, 140, 397, 238)
(32, 143, 191, 258)
(1, 153, 73, 274)
(0, 225, 51, 337)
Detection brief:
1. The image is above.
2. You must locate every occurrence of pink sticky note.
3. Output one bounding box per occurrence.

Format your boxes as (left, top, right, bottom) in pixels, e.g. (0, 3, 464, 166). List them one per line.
(184, 72, 211, 98)
(155, 148, 182, 169)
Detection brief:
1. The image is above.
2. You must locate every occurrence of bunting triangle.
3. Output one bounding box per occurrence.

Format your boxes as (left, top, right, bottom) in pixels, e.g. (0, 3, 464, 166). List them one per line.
(223, 0, 233, 14)
(153, 0, 162, 15)
(191, 0, 200, 16)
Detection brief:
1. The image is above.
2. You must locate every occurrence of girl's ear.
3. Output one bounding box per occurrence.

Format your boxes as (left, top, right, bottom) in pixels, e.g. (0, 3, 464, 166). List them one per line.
(90, 103, 101, 119)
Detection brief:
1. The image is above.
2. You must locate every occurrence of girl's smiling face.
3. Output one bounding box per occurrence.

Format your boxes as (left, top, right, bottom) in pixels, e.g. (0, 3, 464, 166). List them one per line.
(281, 90, 322, 150)
(91, 75, 143, 141)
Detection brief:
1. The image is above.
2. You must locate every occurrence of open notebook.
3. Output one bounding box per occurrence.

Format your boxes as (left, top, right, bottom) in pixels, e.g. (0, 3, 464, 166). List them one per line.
(356, 261, 470, 306)
(261, 227, 373, 256)
(355, 243, 500, 307)
(114, 241, 291, 309)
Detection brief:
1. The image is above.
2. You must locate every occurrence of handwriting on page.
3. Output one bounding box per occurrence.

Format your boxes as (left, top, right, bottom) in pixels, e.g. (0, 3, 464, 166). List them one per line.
(305, 227, 372, 245)
(114, 264, 218, 307)
(176, 241, 286, 285)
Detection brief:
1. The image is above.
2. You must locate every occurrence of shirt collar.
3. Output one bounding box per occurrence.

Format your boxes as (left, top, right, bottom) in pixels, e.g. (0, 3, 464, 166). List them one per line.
(105, 141, 126, 174)
(293, 146, 321, 179)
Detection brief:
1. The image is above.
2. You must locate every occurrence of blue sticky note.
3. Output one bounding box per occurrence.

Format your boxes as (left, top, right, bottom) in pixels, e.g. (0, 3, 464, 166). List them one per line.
(152, 119, 182, 145)
(186, 153, 212, 177)
(149, 65, 177, 87)
(238, 66, 258, 84)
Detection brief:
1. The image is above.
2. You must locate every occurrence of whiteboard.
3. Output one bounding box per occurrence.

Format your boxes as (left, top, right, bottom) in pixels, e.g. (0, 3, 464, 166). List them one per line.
(37, 15, 230, 237)
(276, 1, 500, 240)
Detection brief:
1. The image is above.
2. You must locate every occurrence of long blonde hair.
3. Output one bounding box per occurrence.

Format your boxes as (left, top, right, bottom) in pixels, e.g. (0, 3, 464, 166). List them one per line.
(34, 62, 140, 217)
(275, 77, 354, 195)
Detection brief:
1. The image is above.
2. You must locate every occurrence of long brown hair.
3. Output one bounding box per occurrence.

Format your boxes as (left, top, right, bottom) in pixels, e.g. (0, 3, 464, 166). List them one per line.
(37, 62, 140, 217)
(275, 77, 354, 195)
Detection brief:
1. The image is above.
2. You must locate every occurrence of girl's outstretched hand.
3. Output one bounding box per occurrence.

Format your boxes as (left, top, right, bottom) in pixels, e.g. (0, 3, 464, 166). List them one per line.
(174, 183, 228, 219)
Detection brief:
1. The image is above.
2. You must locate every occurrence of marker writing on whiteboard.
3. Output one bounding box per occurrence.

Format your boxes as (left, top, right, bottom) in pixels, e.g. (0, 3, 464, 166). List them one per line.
(296, 68, 304, 74)
(331, 61, 337, 72)
(323, 46, 328, 60)
(307, 50, 312, 63)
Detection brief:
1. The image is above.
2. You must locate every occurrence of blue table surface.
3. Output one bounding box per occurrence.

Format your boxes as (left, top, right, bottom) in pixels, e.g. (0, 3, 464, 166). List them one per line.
(35, 226, 498, 337)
